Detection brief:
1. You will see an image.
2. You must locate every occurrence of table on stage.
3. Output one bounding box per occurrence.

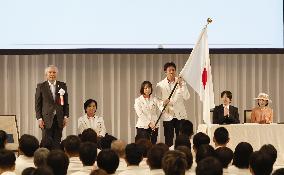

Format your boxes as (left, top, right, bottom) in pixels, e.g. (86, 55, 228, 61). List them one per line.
(197, 123, 284, 166)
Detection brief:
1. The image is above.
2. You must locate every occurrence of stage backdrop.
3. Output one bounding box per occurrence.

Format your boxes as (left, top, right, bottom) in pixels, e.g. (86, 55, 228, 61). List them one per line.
(0, 53, 283, 143)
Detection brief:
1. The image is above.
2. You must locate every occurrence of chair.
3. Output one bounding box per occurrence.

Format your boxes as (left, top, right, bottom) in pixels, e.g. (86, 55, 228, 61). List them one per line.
(244, 110, 252, 123)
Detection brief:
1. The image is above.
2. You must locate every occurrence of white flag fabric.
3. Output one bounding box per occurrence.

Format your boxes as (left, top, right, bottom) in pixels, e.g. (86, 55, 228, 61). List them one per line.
(180, 27, 215, 124)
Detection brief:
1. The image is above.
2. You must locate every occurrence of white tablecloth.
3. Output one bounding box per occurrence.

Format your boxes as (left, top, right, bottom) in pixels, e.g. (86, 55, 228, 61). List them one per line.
(197, 123, 284, 166)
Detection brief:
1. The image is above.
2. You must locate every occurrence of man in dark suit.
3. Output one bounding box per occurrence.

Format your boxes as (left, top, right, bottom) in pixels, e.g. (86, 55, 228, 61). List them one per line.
(35, 65, 69, 149)
(213, 91, 239, 124)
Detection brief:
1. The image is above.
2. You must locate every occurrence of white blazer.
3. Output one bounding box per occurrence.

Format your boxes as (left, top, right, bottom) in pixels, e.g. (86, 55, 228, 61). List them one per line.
(156, 77, 190, 121)
(134, 95, 161, 129)
(78, 114, 106, 137)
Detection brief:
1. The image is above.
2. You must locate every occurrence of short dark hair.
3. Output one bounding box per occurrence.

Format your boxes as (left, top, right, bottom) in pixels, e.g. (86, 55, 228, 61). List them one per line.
(193, 132, 210, 150)
(259, 144, 277, 165)
(196, 144, 216, 163)
(97, 149, 119, 174)
(0, 130, 7, 149)
(80, 128, 97, 143)
(47, 150, 69, 175)
(98, 134, 117, 150)
(162, 150, 187, 175)
(125, 143, 143, 165)
(215, 147, 233, 168)
(176, 146, 193, 170)
(213, 127, 229, 145)
(22, 167, 36, 175)
(272, 168, 284, 175)
(19, 134, 39, 157)
(179, 120, 194, 137)
(90, 169, 108, 175)
(136, 138, 152, 157)
(174, 135, 191, 150)
(33, 167, 54, 175)
(139, 81, 153, 95)
(64, 135, 81, 155)
(84, 99, 97, 113)
(249, 151, 274, 175)
(147, 145, 168, 169)
(196, 157, 223, 175)
(232, 142, 253, 168)
(221, 91, 232, 100)
(79, 142, 97, 166)
(164, 62, 176, 71)
(0, 149, 16, 169)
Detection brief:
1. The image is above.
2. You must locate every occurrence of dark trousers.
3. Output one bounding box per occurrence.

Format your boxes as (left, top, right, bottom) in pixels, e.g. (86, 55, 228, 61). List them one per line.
(136, 127, 158, 144)
(41, 115, 63, 149)
(163, 118, 184, 147)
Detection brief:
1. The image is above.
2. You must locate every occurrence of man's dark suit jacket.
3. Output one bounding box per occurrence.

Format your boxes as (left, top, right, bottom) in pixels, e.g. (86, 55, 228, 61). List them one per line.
(35, 81, 69, 129)
(213, 104, 240, 124)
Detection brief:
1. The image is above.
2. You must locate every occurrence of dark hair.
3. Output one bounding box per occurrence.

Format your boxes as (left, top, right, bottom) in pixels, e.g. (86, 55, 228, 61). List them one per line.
(156, 143, 169, 152)
(139, 81, 153, 95)
(47, 150, 69, 175)
(97, 149, 119, 174)
(19, 134, 39, 157)
(84, 99, 97, 113)
(125, 143, 143, 165)
(64, 135, 81, 155)
(215, 147, 233, 168)
(0, 149, 16, 169)
(98, 134, 117, 150)
(162, 150, 187, 175)
(174, 135, 191, 150)
(196, 144, 216, 163)
(213, 127, 229, 145)
(0, 130, 7, 149)
(22, 167, 36, 175)
(176, 146, 193, 170)
(196, 157, 223, 175)
(257, 102, 269, 107)
(163, 62, 176, 71)
(249, 151, 274, 175)
(193, 132, 210, 150)
(272, 168, 284, 175)
(259, 144, 277, 165)
(79, 142, 97, 166)
(33, 167, 54, 175)
(90, 169, 108, 175)
(136, 138, 152, 157)
(232, 142, 253, 168)
(179, 120, 194, 137)
(147, 145, 167, 169)
(80, 128, 97, 143)
(221, 90, 232, 100)
(34, 148, 50, 167)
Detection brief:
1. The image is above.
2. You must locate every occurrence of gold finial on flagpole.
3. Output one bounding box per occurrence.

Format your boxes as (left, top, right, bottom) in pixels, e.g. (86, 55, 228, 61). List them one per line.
(206, 18, 213, 28)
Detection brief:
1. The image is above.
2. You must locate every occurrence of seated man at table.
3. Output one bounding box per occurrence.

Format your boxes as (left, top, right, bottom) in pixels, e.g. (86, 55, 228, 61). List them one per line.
(213, 91, 240, 124)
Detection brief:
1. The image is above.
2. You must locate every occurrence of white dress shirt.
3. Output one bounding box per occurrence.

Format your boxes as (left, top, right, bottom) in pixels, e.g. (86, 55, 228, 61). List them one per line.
(15, 155, 34, 175)
(67, 156, 83, 175)
(70, 166, 94, 175)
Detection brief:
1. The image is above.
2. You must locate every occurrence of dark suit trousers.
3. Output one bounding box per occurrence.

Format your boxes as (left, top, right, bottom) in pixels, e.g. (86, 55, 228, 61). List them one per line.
(163, 118, 184, 147)
(41, 115, 63, 149)
(136, 127, 158, 144)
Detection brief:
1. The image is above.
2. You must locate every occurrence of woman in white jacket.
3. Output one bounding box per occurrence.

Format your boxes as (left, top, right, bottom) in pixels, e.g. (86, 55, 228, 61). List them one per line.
(134, 81, 161, 144)
(78, 99, 106, 137)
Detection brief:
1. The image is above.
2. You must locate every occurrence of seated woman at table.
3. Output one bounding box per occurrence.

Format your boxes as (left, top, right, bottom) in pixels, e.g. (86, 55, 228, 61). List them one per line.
(213, 90, 240, 124)
(251, 93, 273, 124)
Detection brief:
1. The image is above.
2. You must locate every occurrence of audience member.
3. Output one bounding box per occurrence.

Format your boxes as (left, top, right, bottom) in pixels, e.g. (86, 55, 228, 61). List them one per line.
(0, 149, 16, 175)
(98, 134, 117, 150)
(259, 144, 277, 165)
(33, 148, 50, 167)
(64, 135, 82, 174)
(47, 150, 69, 175)
(111, 140, 127, 172)
(97, 149, 119, 174)
(192, 132, 210, 153)
(174, 135, 191, 150)
(179, 120, 194, 139)
(0, 130, 7, 149)
(249, 151, 274, 175)
(175, 146, 193, 171)
(147, 145, 168, 175)
(80, 128, 97, 144)
(195, 144, 215, 163)
(213, 127, 229, 148)
(196, 157, 223, 175)
(162, 150, 187, 175)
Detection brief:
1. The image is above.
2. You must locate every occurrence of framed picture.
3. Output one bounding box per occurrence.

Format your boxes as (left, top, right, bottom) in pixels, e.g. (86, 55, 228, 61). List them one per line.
(0, 115, 19, 151)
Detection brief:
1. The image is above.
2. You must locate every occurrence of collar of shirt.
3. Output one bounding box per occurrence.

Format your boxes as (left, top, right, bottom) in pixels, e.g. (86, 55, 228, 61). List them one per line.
(48, 80, 57, 86)
(223, 104, 229, 109)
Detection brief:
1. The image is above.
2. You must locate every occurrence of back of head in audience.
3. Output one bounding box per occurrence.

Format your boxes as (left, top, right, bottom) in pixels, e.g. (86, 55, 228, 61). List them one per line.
(64, 135, 81, 157)
(213, 127, 229, 147)
(249, 151, 274, 175)
(196, 157, 223, 175)
(79, 142, 97, 166)
(97, 149, 119, 174)
(47, 150, 69, 175)
(156, 143, 169, 152)
(147, 145, 168, 170)
(193, 132, 210, 151)
(272, 168, 284, 175)
(90, 169, 108, 175)
(232, 142, 253, 169)
(33, 167, 54, 175)
(136, 138, 152, 158)
(0, 149, 16, 173)
(162, 150, 187, 175)
(19, 134, 39, 157)
(196, 144, 215, 163)
(176, 146, 193, 170)
(22, 167, 36, 175)
(179, 120, 194, 138)
(125, 143, 143, 166)
(80, 128, 97, 143)
(34, 148, 50, 167)
(0, 130, 7, 149)
(111, 139, 126, 158)
(174, 135, 191, 150)
(259, 144, 277, 165)
(215, 147, 233, 168)
(98, 134, 117, 150)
